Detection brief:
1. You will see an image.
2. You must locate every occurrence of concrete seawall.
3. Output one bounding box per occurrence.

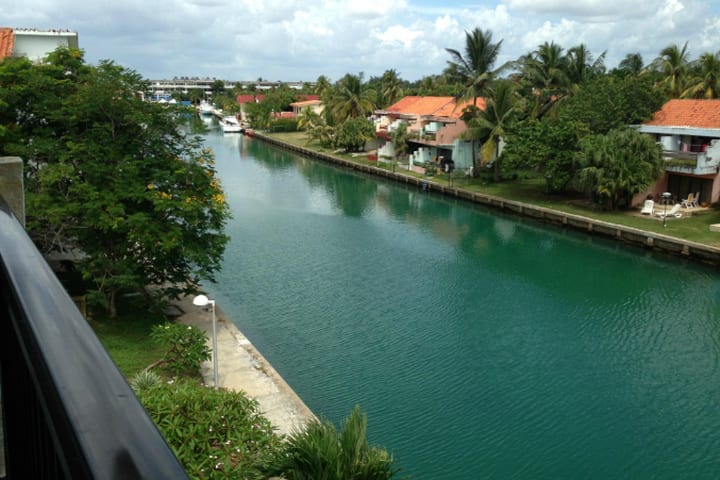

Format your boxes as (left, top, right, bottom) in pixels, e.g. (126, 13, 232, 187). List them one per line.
(251, 132, 720, 267)
(172, 294, 316, 436)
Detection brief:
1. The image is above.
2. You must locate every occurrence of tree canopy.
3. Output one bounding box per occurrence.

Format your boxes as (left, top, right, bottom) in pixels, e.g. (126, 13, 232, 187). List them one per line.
(0, 49, 231, 316)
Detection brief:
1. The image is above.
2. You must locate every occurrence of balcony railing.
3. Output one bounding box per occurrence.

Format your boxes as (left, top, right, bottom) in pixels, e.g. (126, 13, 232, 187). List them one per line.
(663, 150, 719, 175)
(0, 197, 188, 479)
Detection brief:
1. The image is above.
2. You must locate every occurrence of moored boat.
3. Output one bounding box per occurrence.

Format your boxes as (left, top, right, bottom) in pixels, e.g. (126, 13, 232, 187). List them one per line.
(199, 101, 214, 115)
(220, 116, 243, 133)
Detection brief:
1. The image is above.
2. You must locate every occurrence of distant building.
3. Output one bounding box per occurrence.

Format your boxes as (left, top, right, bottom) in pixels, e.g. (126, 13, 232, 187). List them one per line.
(0, 27, 79, 62)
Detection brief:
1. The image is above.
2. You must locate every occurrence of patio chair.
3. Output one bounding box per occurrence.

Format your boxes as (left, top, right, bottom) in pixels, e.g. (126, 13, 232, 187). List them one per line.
(655, 203, 682, 218)
(681, 193, 695, 208)
(691, 192, 700, 208)
(641, 200, 654, 215)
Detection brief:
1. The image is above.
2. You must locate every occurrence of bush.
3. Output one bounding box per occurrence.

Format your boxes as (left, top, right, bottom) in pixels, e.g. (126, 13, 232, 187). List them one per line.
(136, 379, 282, 479)
(262, 405, 401, 479)
(150, 323, 211, 376)
(269, 118, 299, 132)
(131, 369, 162, 391)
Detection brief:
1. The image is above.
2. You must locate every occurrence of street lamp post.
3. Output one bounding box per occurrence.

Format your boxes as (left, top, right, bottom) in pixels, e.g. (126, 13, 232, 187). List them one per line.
(192, 294, 218, 389)
(662, 191, 672, 228)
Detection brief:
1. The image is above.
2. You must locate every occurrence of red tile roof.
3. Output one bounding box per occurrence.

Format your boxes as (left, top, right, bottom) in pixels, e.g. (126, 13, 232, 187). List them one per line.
(0, 28, 14, 59)
(383, 96, 484, 119)
(236, 94, 264, 104)
(644, 99, 720, 129)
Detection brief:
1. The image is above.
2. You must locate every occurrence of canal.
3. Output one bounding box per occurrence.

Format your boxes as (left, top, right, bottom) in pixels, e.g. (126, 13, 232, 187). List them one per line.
(202, 126, 720, 479)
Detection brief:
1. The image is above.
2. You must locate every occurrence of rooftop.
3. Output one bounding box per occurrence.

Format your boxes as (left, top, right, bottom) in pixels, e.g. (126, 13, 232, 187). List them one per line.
(0, 28, 14, 59)
(380, 96, 484, 119)
(644, 99, 720, 129)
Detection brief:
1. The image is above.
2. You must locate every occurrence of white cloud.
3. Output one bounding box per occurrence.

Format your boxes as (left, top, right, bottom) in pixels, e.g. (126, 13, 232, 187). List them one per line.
(2, 0, 718, 81)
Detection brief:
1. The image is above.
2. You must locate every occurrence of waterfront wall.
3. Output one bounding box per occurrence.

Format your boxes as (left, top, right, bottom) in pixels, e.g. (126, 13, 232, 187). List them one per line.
(251, 132, 720, 267)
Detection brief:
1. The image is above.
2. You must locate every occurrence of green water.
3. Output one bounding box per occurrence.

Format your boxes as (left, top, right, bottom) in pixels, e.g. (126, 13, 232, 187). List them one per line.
(204, 128, 720, 479)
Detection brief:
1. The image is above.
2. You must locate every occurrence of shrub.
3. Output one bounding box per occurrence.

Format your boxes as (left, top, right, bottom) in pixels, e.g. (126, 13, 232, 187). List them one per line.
(131, 369, 162, 391)
(150, 323, 211, 376)
(136, 379, 282, 479)
(262, 405, 401, 479)
(269, 118, 299, 132)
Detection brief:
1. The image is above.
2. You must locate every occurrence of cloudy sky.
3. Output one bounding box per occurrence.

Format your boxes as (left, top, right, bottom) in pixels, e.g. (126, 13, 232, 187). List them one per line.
(5, 0, 720, 83)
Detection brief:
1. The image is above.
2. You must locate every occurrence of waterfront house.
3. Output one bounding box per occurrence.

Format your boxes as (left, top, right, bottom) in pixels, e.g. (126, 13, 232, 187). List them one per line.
(373, 96, 482, 172)
(636, 99, 720, 206)
(0, 27, 78, 62)
(290, 99, 324, 116)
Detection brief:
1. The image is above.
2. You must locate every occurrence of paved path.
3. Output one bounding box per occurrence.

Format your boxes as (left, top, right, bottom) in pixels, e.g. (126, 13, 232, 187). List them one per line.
(171, 295, 316, 436)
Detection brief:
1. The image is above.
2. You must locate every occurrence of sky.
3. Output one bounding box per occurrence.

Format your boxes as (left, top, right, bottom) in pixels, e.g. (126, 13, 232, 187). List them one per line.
(4, 0, 720, 83)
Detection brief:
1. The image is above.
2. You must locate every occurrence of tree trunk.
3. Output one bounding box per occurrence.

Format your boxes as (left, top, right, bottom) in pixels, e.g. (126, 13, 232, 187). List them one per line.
(108, 289, 117, 318)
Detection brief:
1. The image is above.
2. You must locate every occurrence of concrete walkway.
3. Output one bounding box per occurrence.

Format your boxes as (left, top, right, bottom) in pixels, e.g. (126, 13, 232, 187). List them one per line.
(171, 295, 316, 436)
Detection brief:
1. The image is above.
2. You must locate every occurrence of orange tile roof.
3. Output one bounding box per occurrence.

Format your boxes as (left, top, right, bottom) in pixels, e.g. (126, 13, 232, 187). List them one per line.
(0, 28, 14, 59)
(644, 99, 720, 129)
(383, 96, 484, 119)
(290, 99, 322, 107)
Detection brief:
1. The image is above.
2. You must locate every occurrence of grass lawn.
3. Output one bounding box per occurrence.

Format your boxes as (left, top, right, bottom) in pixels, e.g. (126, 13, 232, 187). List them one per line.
(263, 131, 720, 248)
(90, 296, 166, 378)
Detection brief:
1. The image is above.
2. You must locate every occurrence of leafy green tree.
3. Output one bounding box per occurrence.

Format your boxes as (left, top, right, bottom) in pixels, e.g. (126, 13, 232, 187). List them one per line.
(577, 128, 664, 210)
(503, 118, 587, 192)
(209, 79, 226, 98)
(325, 73, 376, 124)
(337, 117, 375, 152)
(558, 74, 665, 134)
(0, 50, 230, 317)
(263, 405, 401, 480)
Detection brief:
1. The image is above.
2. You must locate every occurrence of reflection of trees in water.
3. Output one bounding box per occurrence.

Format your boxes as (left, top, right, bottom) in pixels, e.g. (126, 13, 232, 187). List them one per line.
(376, 188, 698, 301)
(242, 138, 297, 171)
(298, 161, 377, 217)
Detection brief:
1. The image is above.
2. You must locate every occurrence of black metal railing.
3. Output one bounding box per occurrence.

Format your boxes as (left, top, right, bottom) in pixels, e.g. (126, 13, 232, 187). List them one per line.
(0, 197, 188, 479)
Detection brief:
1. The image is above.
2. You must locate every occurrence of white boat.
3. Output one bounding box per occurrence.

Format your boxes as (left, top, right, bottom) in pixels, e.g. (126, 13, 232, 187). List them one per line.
(199, 101, 214, 115)
(220, 116, 243, 133)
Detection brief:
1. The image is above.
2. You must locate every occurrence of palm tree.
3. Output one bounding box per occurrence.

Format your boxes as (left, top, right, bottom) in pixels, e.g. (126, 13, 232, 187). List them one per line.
(380, 69, 404, 108)
(463, 80, 520, 182)
(446, 28, 504, 176)
(519, 41, 571, 119)
(682, 51, 720, 99)
(263, 405, 399, 480)
(655, 42, 691, 98)
(566, 44, 606, 90)
(325, 73, 376, 124)
(314, 74, 331, 97)
(445, 28, 503, 107)
(617, 53, 645, 76)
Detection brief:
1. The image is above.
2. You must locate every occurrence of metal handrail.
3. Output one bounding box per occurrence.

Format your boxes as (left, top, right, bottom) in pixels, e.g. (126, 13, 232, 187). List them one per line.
(0, 198, 188, 479)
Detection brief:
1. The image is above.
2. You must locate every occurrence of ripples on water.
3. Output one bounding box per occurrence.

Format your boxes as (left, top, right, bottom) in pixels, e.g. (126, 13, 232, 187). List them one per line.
(203, 130, 720, 479)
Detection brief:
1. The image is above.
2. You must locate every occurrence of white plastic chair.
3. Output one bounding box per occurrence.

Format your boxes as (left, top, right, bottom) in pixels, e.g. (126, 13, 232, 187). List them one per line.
(681, 193, 695, 209)
(656, 203, 682, 218)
